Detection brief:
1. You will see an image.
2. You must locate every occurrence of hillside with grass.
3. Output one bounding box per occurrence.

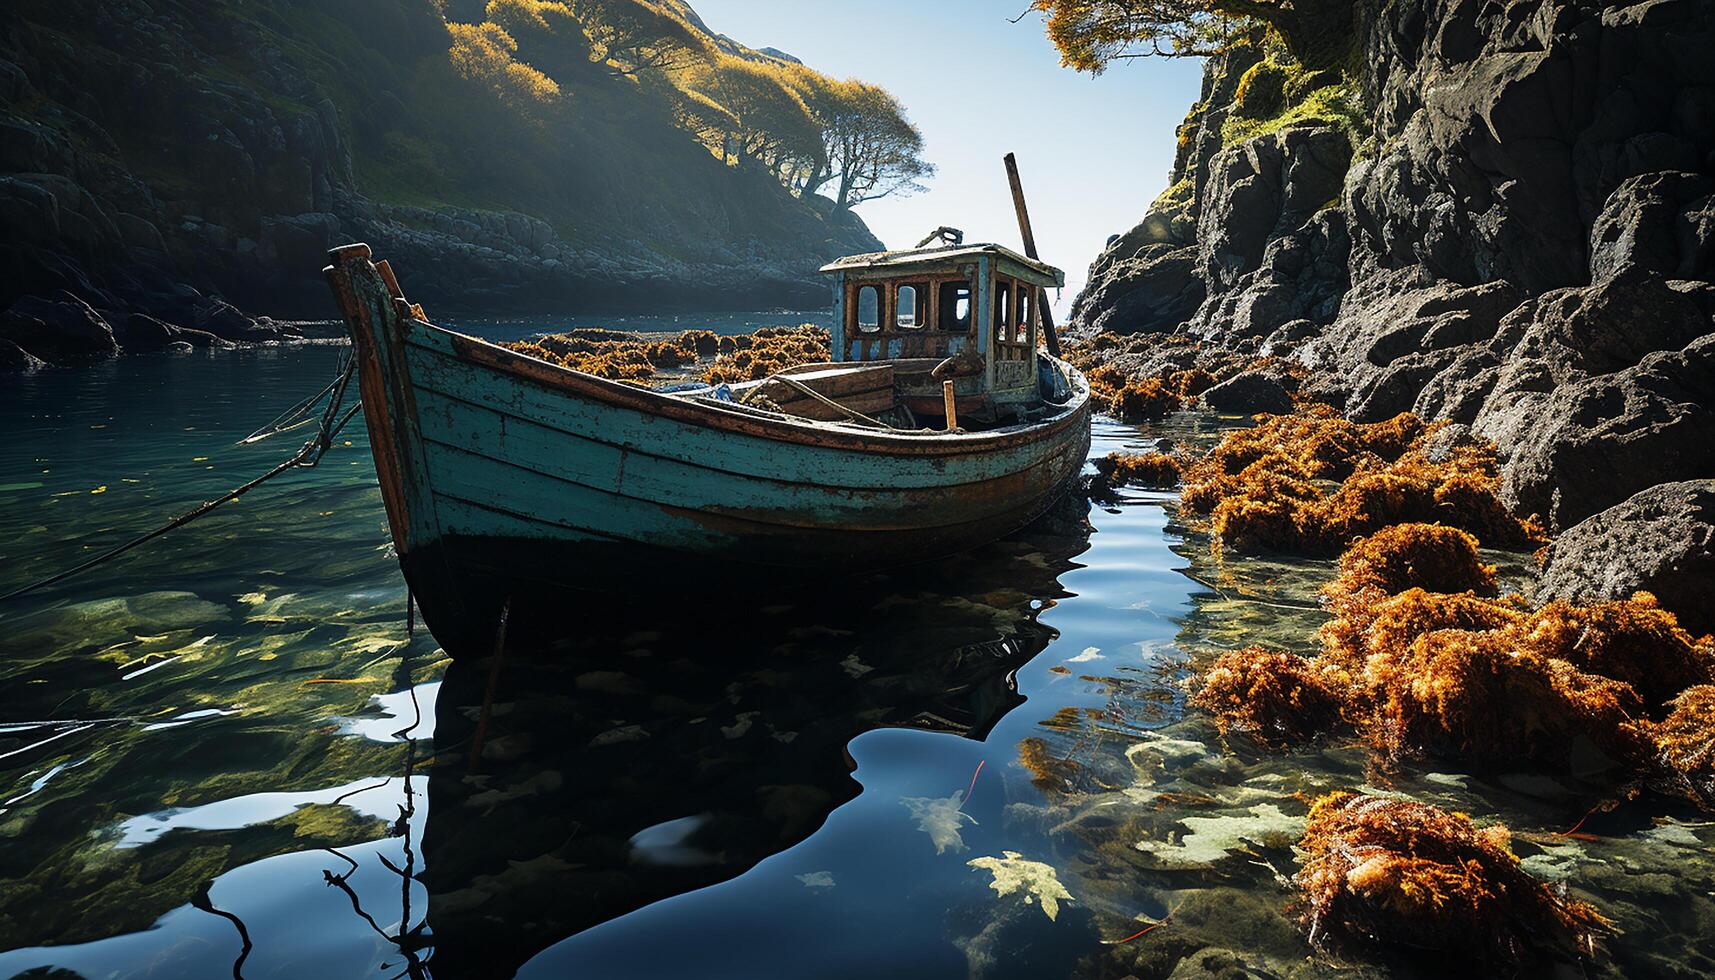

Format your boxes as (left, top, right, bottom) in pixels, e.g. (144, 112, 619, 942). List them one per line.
(0, 0, 921, 362)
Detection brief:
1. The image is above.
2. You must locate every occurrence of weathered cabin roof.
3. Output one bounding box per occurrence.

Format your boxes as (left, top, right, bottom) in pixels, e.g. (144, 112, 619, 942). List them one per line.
(820, 243, 1064, 287)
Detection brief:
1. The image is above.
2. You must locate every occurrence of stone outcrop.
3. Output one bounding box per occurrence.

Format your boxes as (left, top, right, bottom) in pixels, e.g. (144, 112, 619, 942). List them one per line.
(1072, 0, 1715, 624)
(1538, 480, 1715, 637)
(0, 0, 879, 368)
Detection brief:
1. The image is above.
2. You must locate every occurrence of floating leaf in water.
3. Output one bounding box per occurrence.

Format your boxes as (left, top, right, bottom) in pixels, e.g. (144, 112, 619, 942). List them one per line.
(967, 851, 1073, 921)
(902, 792, 977, 854)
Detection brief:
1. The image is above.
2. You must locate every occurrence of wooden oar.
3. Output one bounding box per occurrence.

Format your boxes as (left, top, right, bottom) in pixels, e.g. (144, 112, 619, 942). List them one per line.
(1003, 152, 1062, 357)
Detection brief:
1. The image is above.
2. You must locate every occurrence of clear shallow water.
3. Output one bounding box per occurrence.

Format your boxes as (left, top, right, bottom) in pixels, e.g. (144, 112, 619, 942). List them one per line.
(1, 338, 1712, 979)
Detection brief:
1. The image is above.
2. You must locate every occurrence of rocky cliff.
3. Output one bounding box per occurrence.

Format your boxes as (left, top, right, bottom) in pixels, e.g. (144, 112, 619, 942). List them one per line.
(0, 0, 880, 364)
(1074, 0, 1713, 623)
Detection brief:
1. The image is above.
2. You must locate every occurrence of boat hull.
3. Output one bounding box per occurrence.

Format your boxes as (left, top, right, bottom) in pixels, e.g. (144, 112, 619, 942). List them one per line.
(325, 246, 1092, 656)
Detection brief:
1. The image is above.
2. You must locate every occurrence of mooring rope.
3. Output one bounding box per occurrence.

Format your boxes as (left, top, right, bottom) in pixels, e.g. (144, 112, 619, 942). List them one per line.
(0, 358, 360, 605)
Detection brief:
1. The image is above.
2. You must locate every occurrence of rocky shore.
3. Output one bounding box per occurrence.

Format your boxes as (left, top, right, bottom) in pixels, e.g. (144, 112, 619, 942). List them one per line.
(1071, 0, 1713, 626)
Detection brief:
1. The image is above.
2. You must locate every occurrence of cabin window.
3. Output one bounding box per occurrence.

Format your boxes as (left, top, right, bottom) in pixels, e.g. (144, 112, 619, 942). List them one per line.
(937, 281, 971, 331)
(896, 283, 925, 328)
(855, 284, 881, 333)
(993, 279, 1013, 343)
(1017, 283, 1035, 344)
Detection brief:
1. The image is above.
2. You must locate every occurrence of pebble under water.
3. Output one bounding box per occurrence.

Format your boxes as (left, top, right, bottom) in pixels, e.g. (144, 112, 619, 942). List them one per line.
(0, 336, 1711, 980)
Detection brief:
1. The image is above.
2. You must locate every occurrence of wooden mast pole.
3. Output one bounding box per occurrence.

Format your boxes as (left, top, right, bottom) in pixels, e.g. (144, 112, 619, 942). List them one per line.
(1003, 152, 1062, 357)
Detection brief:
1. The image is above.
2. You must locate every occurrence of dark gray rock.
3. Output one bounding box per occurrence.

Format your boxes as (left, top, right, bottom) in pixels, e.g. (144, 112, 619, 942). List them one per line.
(1202, 371, 1295, 415)
(0, 293, 118, 363)
(1196, 126, 1351, 292)
(1538, 480, 1715, 636)
(1494, 335, 1715, 531)
(1073, 244, 1204, 335)
(0, 338, 47, 372)
(118, 314, 230, 351)
(186, 298, 281, 343)
(1588, 171, 1715, 282)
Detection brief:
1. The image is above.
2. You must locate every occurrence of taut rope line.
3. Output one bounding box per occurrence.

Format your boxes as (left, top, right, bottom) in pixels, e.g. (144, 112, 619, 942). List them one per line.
(0, 357, 360, 605)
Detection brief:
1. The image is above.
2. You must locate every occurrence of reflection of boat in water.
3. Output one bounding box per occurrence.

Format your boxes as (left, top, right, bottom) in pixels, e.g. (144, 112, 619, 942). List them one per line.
(419, 498, 1091, 977)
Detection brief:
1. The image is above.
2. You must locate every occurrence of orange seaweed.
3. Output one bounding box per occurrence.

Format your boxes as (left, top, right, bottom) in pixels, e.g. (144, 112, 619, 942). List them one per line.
(1179, 409, 1541, 554)
(1191, 647, 1352, 745)
(1652, 685, 1715, 808)
(1298, 793, 1614, 967)
(1094, 452, 1181, 489)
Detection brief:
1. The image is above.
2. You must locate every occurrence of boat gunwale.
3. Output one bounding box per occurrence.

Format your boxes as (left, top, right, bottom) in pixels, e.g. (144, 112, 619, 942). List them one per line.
(429, 322, 1090, 458)
(412, 380, 1088, 507)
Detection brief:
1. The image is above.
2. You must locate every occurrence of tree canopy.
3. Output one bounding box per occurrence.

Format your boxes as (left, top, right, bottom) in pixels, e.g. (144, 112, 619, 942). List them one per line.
(447, 0, 931, 210)
(1030, 0, 1355, 71)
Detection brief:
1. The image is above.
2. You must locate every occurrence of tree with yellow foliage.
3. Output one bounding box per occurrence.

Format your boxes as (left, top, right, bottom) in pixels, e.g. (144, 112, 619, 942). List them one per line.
(570, 0, 710, 77)
(1030, 0, 1354, 71)
(484, 0, 595, 79)
(447, 21, 562, 109)
(815, 81, 932, 216)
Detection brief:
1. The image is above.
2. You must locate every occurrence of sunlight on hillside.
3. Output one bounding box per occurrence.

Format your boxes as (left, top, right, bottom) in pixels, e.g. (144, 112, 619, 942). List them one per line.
(445, 0, 932, 215)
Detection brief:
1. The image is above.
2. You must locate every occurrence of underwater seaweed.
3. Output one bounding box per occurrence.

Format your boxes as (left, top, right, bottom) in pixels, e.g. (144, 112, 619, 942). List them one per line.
(1094, 452, 1182, 489)
(1019, 736, 1081, 795)
(1298, 793, 1615, 968)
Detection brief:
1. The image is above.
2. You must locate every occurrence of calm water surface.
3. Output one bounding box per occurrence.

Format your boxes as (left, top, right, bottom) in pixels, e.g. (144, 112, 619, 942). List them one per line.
(0, 327, 1710, 979)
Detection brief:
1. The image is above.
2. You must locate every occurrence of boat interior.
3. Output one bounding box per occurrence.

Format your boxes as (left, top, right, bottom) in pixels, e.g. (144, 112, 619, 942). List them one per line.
(673, 243, 1081, 434)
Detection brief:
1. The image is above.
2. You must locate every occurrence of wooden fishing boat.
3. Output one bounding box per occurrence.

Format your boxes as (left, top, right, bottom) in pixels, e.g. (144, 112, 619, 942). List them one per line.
(324, 241, 1091, 656)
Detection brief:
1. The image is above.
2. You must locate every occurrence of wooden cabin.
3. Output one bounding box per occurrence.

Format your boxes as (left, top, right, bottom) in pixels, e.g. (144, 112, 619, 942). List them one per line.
(820, 244, 1065, 424)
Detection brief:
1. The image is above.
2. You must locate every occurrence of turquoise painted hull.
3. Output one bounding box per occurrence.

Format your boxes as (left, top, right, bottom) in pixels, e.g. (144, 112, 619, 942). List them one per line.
(325, 246, 1091, 655)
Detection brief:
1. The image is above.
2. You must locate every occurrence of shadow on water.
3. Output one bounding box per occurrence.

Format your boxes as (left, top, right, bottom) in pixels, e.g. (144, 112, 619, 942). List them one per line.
(420, 491, 1094, 977)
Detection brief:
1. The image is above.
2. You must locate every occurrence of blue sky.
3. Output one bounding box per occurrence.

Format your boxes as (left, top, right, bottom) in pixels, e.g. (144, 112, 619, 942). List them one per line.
(689, 0, 1205, 312)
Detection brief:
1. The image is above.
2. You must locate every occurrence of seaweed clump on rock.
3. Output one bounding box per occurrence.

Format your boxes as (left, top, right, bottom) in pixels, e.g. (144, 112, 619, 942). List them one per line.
(1325, 523, 1496, 601)
(1191, 647, 1351, 745)
(503, 327, 715, 381)
(1177, 407, 1543, 554)
(1094, 451, 1181, 489)
(1189, 520, 1715, 790)
(1652, 685, 1715, 808)
(1298, 793, 1614, 968)
(1065, 333, 1291, 422)
(702, 325, 831, 384)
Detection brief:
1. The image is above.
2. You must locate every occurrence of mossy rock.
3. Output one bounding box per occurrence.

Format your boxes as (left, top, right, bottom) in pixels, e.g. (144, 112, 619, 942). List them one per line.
(1232, 61, 1291, 121)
